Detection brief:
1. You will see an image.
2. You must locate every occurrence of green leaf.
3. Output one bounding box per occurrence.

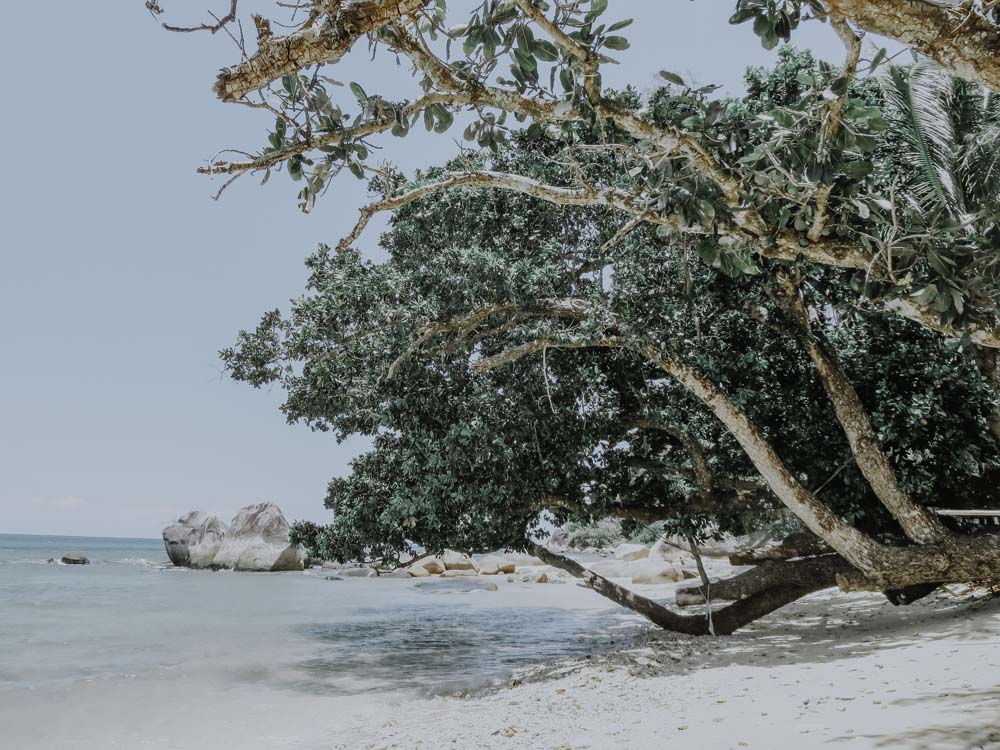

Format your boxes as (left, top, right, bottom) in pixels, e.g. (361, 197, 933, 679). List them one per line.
(869, 48, 887, 72)
(349, 82, 367, 105)
(603, 35, 630, 51)
(659, 70, 685, 86)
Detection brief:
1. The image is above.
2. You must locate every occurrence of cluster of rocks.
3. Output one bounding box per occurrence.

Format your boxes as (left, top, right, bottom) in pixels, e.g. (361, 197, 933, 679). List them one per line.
(162, 503, 303, 572)
(404, 550, 574, 585)
(318, 550, 574, 589)
(584, 541, 696, 585)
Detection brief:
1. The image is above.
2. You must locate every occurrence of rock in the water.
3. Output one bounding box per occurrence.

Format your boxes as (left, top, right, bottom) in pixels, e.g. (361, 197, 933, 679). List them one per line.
(477, 555, 516, 575)
(162, 511, 229, 568)
(210, 502, 303, 572)
(442, 550, 479, 571)
(414, 578, 498, 593)
(614, 543, 650, 562)
(163, 503, 302, 572)
(324, 575, 344, 581)
(60, 553, 90, 565)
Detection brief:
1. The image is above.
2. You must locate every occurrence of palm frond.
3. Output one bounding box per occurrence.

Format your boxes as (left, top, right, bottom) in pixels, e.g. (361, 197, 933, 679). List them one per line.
(961, 121, 1000, 208)
(883, 62, 967, 220)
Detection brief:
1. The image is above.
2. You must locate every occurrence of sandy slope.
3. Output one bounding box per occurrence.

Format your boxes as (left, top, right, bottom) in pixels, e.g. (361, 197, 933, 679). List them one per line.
(330, 582, 1000, 750)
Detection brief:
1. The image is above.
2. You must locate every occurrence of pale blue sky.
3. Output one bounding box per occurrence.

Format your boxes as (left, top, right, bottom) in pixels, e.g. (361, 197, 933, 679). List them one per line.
(0, 2, 845, 537)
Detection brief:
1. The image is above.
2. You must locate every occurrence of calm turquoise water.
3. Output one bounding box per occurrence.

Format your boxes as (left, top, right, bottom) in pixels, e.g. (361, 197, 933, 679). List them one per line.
(0, 534, 634, 749)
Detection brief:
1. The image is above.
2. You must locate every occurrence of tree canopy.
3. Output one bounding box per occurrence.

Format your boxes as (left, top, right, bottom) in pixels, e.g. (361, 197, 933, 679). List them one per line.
(153, 1, 1000, 632)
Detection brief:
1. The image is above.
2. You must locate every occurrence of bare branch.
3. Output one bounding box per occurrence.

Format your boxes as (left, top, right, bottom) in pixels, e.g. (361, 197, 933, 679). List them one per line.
(199, 93, 459, 175)
(159, 0, 239, 34)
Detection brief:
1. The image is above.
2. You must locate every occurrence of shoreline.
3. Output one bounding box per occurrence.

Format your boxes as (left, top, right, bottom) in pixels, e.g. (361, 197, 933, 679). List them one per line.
(328, 586, 1000, 749)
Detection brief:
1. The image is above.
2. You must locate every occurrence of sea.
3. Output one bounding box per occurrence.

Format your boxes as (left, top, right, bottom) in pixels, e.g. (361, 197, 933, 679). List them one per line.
(0, 534, 635, 749)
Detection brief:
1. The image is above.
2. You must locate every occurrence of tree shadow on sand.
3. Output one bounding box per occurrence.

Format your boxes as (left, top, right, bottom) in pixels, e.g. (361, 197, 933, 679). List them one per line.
(516, 587, 1000, 684)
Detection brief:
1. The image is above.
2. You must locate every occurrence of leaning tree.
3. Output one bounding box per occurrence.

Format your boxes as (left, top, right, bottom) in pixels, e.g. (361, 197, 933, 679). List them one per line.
(151, 1, 1000, 632)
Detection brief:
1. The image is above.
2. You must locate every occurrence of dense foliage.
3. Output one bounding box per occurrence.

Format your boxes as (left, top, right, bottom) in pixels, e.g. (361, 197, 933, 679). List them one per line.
(224, 52, 1000, 565)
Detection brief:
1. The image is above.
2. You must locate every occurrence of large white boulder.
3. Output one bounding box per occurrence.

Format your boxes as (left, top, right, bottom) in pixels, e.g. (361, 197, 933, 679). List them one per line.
(405, 562, 432, 577)
(477, 555, 516, 575)
(441, 568, 478, 578)
(649, 538, 691, 564)
(629, 561, 685, 585)
(497, 551, 543, 566)
(587, 558, 685, 584)
(212, 503, 303, 572)
(442, 550, 479, 571)
(162, 511, 229, 568)
(614, 543, 650, 561)
(409, 557, 446, 575)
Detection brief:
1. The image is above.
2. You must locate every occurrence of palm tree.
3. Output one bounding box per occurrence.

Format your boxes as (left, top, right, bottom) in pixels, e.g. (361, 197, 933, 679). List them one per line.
(881, 60, 1000, 318)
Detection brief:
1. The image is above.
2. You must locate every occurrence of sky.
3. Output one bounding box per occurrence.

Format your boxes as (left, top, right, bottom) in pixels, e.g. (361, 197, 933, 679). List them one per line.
(0, 2, 848, 538)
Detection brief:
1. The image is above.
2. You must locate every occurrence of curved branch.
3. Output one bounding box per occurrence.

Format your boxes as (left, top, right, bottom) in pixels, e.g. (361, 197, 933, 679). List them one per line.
(775, 274, 951, 545)
(483, 330, 1000, 590)
(473, 333, 887, 574)
(160, 0, 239, 34)
(530, 543, 820, 635)
(675, 554, 854, 606)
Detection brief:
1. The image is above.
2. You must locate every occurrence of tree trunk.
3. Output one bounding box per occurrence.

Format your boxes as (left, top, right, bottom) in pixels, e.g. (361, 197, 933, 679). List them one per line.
(529, 544, 822, 636)
(676, 554, 853, 606)
(836, 532, 1000, 591)
(776, 276, 950, 545)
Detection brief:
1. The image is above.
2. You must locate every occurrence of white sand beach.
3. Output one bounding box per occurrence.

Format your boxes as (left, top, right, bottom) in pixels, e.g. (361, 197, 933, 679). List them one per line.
(330, 582, 1000, 750)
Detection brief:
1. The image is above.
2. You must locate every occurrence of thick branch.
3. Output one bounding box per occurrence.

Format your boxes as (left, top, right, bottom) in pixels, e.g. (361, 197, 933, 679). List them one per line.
(675, 554, 853, 606)
(530, 543, 818, 636)
(777, 277, 951, 544)
(829, 0, 1000, 92)
(213, 0, 431, 101)
(836, 532, 1000, 591)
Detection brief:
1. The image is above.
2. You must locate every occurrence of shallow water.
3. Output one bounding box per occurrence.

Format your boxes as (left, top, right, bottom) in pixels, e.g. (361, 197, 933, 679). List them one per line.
(0, 534, 636, 749)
